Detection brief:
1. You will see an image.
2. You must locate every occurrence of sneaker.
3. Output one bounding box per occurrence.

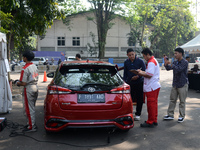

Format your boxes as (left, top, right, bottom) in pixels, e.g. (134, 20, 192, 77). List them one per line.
(140, 122, 154, 128)
(163, 115, 174, 120)
(22, 125, 37, 132)
(134, 115, 140, 121)
(178, 117, 184, 123)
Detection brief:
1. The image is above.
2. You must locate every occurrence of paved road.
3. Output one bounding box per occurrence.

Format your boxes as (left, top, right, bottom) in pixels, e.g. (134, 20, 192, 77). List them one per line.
(0, 69, 200, 150)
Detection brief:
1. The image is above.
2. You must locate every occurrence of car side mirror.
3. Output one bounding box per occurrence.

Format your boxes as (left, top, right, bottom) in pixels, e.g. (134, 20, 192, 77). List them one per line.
(47, 72, 54, 78)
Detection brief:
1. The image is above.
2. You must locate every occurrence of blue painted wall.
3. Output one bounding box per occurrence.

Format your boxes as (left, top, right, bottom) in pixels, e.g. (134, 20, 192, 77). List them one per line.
(32, 51, 65, 61)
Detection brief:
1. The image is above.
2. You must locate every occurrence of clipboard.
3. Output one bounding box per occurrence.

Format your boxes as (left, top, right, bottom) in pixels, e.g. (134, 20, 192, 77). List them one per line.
(129, 69, 139, 74)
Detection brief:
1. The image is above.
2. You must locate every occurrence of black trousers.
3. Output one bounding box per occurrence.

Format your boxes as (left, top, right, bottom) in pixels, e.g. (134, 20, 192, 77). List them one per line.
(130, 81, 144, 116)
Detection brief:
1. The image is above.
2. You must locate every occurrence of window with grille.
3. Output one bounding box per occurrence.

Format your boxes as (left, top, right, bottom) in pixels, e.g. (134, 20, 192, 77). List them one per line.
(72, 37, 80, 46)
(57, 37, 65, 46)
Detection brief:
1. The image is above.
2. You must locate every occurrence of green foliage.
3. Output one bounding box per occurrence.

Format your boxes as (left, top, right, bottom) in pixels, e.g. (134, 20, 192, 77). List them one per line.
(149, 0, 197, 57)
(125, 0, 197, 57)
(125, 0, 156, 48)
(1, 0, 197, 60)
(0, 11, 13, 33)
(0, 0, 64, 59)
(59, 0, 88, 30)
(59, 0, 87, 16)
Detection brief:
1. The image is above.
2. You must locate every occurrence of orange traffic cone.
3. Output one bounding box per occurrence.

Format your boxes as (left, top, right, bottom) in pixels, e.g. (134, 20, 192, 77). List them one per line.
(43, 71, 47, 82)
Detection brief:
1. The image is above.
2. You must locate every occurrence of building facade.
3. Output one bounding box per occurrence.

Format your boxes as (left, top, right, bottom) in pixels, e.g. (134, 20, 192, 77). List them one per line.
(37, 12, 143, 58)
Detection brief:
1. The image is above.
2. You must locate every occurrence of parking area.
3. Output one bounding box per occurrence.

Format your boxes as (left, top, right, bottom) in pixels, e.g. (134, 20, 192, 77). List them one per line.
(0, 69, 200, 150)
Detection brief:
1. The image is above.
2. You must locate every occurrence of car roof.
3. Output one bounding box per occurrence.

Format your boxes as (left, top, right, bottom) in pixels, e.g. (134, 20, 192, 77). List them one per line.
(62, 60, 114, 67)
(67, 56, 75, 58)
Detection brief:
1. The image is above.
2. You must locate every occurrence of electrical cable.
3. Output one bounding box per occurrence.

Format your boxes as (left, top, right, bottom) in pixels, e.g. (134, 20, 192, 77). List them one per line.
(7, 82, 113, 147)
(5, 119, 111, 147)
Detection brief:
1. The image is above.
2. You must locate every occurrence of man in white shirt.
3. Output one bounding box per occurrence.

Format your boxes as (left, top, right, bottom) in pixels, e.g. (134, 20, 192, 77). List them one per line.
(134, 48, 161, 128)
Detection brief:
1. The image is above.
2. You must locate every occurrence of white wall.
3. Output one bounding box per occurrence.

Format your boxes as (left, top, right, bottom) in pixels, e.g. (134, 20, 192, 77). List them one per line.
(38, 12, 134, 57)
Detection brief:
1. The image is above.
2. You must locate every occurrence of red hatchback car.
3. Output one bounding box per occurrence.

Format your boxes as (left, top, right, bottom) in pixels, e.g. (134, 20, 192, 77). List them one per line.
(44, 60, 134, 132)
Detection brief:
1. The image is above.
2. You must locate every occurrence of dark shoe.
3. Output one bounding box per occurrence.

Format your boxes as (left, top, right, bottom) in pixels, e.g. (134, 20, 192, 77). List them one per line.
(178, 117, 184, 123)
(163, 115, 174, 120)
(153, 122, 158, 126)
(145, 121, 158, 126)
(140, 122, 154, 128)
(22, 125, 37, 132)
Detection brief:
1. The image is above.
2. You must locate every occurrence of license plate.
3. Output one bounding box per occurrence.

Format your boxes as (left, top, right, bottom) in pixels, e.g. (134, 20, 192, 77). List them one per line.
(78, 94, 105, 103)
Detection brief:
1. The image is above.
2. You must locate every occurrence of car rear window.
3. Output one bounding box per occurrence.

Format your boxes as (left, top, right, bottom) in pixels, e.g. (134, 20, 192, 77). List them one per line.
(53, 65, 124, 91)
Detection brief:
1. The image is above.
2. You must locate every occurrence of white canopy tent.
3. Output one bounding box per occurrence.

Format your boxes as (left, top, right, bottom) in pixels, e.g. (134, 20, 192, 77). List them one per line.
(0, 32, 12, 113)
(180, 34, 200, 54)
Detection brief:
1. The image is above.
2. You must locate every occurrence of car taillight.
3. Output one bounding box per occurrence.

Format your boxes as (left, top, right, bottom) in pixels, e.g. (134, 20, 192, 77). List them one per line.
(46, 118, 67, 128)
(115, 116, 133, 126)
(47, 122, 59, 127)
(123, 120, 133, 125)
(48, 86, 72, 94)
(110, 85, 130, 93)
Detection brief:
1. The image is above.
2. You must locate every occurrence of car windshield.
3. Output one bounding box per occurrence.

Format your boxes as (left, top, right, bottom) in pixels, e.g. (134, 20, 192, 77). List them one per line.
(32, 58, 42, 61)
(53, 65, 124, 91)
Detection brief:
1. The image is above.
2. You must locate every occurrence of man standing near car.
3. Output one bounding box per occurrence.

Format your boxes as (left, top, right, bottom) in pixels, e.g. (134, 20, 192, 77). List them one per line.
(123, 48, 146, 121)
(134, 48, 161, 128)
(14, 50, 39, 132)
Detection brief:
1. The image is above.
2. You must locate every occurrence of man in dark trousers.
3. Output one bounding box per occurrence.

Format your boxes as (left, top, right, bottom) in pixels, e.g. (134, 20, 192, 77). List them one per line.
(123, 48, 146, 121)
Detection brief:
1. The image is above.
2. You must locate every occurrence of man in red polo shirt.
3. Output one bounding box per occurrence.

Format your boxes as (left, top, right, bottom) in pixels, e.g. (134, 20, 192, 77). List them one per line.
(134, 48, 161, 128)
(14, 50, 39, 132)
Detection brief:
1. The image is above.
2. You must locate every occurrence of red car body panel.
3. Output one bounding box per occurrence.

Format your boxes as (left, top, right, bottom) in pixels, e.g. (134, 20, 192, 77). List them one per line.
(58, 93, 123, 110)
(44, 61, 134, 132)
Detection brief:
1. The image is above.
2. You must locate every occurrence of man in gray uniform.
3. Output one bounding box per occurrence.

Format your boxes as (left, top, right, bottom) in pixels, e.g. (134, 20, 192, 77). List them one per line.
(15, 50, 39, 132)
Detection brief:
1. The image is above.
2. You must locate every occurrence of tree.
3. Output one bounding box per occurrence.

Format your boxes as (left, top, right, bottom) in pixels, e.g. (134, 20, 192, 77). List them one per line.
(0, 10, 13, 33)
(126, 14, 141, 49)
(88, 0, 129, 59)
(125, 0, 156, 48)
(149, 0, 197, 57)
(125, 0, 197, 57)
(0, 0, 64, 60)
(59, 0, 87, 16)
(58, 0, 88, 31)
(86, 32, 98, 57)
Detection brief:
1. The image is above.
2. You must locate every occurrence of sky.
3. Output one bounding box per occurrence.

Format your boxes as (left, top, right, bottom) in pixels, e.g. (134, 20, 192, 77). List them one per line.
(82, 0, 91, 8)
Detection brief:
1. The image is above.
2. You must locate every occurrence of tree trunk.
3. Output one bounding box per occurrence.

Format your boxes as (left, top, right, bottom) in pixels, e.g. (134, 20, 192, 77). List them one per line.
(97, 25, 108, 59)
(150, 34, 159, 49)
(95, 3, 108, 59)
(7, 33, 12, 81)
(172, 26, 178, 58)
(98, 38, 106, 59)
(140, 12, 148, 48)
(174, 26, 177, 48)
